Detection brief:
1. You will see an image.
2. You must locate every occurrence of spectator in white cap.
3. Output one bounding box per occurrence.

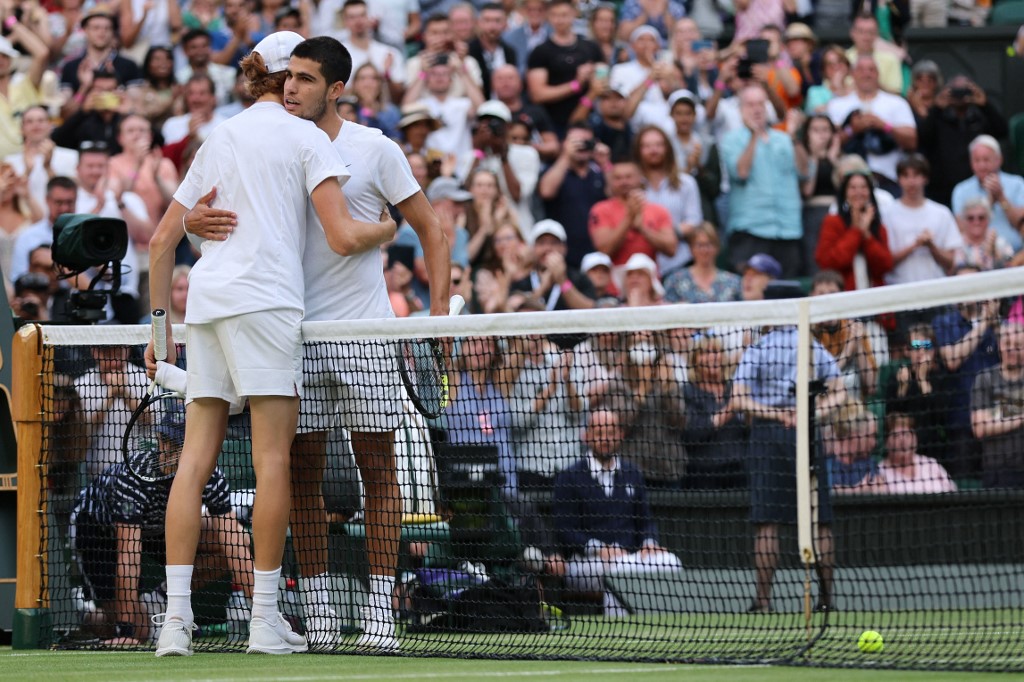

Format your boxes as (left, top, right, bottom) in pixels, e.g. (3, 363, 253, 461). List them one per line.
(665, 89, 720, 225)
(609, 26, 668, 108)
(458, 99, 540, 231)
(0, 26, 50, 158)
(621, 252, 665, 307)
(951, 134, 1024, 252)
(581, 251, 618, 299)
(509, 219, 596, 311)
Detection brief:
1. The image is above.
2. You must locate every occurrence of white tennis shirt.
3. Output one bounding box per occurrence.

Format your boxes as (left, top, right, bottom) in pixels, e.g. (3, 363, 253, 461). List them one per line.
(174, 101, 349, 324)
(302, 120, 421, 322)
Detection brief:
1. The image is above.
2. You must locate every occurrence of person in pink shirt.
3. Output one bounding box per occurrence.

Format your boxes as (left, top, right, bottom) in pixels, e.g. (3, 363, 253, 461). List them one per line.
(878, 413, 958, 494)
(588, 159, 677, 271)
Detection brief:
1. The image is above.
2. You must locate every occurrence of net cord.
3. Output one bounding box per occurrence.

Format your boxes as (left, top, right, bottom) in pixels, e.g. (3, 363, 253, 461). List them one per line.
(36, 268, 1024, 347)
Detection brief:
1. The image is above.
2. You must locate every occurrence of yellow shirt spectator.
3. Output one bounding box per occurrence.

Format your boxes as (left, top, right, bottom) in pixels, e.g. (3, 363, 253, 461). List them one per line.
(0, 26, 53, 158)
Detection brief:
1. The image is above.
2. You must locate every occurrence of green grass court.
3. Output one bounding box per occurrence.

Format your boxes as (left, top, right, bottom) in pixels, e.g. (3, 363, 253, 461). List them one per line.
(2, 649, 1020, 682)
(13, 610, 1022, 680)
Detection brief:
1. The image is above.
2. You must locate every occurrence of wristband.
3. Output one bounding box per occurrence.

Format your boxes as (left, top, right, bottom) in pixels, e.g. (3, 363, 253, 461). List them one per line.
(418, 70, 427, 81)
(4, 16, 16, 30)
(644, 78, 654, 89)
(560, 280, 574, 293)
(114, 622, 136, 638)
(580, 95, 593, 109)
(713, 79, 726, 92)
(182, 211, 188, 234)
(473, 149, 485, 161)
(569, 79, 581, 93)
(883, 122, 893, 134)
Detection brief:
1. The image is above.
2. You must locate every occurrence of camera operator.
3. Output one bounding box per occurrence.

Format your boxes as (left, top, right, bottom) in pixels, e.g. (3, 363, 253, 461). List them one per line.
(456, 101, 539, 232)
(918, 76, 1008, 207)
(538, 124, 608, 268)
(11, 271, 50, 323)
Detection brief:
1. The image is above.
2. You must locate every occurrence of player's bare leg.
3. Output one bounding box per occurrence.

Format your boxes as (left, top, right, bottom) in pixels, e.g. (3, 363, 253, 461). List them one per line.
(158, 398, 229, 656)
(352, 430, 400, 651)
(289, 430, 338, 648)
(245, 395, 307, 654)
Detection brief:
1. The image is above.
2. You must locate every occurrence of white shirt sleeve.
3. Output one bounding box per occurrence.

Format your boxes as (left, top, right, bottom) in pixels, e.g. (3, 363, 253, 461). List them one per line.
(301, 130, 351, 194)
(375, 137, 422, 205)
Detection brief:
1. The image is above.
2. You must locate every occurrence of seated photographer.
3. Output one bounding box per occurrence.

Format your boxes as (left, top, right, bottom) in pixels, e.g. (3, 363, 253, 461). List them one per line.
(70, 410, 252, 646)
(827, 55, 916, 196)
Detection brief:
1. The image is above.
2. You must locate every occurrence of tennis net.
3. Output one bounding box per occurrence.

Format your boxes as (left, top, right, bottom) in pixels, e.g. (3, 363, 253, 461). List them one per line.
(11, 267, 1024, 671)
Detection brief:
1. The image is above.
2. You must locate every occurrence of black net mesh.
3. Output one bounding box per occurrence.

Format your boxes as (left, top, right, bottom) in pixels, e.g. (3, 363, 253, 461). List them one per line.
(28, 282, 1024, 670)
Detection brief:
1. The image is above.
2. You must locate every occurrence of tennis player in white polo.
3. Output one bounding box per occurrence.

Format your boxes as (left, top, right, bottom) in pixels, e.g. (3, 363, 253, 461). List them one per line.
(185, 36, 450, 652)
(145, 31, 396, 657)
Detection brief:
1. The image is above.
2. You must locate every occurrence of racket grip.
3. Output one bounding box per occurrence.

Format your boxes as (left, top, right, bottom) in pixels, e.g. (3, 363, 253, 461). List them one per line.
(152, 309, 168, 361)
(449, 294, 466, 317)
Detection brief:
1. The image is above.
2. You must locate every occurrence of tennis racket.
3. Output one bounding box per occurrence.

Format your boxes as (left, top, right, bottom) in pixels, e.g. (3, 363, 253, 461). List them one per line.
(398, 294, 465, 419)
(123, 309, 186, 483)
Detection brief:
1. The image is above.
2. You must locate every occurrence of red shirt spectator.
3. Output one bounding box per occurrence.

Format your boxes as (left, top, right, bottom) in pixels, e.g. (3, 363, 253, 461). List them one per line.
(588, 160, 676, 267)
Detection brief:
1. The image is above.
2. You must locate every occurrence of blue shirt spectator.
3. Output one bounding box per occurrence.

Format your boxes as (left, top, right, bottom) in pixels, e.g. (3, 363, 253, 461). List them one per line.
(951, 171, 1024, 252)
(733, 327, 841, 409)
(618, 0, 687, 42)
(720, 126, 803, 243)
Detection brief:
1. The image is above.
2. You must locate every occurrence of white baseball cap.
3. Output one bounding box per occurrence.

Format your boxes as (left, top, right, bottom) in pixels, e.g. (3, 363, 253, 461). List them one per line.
(253, 31, 304, 74)
(0, 37, 19, 60)
(623, 252, 665, 297)
(476, 100, 513, 123)
(530, 219, 567, 243)
(581, 252, 612, 273)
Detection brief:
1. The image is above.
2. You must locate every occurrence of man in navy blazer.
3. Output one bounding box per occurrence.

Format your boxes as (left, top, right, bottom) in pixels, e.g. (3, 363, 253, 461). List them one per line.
(553, 408, 681, 615)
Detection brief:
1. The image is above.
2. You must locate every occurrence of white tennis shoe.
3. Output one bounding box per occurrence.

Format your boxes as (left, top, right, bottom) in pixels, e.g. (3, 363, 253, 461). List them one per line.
(303, 605, 340, 649)
(355, 607, 399, 652)
(246, 613, 308, 654)
(153, 616, 194, 657)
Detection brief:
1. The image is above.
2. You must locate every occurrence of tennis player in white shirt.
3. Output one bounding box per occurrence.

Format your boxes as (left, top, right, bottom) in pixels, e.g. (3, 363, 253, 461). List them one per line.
(145, 31, 396, 658)
(184, 36, 450, 652)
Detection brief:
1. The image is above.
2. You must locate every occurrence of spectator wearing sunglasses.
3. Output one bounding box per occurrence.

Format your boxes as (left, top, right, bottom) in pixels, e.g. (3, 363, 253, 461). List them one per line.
(883, 322, 955, 465)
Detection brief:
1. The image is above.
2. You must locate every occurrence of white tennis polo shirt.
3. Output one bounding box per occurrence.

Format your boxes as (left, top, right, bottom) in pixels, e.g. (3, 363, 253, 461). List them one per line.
(174, 101, 349, 324)
(302, 120, 420, 323)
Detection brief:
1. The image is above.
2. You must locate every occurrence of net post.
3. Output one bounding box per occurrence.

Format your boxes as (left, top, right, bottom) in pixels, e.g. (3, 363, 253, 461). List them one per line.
(11, 324, 50, 648)
(795, 299, 813, 562)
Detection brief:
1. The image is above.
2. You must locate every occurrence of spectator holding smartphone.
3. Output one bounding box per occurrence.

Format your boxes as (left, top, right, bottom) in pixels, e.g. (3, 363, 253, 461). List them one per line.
(919, 78, 1008, 207)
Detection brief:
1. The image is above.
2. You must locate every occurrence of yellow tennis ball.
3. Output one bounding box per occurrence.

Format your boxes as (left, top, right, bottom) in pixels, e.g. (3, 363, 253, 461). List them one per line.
(858, 630, 884, 653)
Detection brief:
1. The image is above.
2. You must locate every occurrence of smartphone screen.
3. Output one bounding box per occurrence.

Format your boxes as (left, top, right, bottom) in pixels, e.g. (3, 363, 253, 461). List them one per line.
(745, 39, 770, 64)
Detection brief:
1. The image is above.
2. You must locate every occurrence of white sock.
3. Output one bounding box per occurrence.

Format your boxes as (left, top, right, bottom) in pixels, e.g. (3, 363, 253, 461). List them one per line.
(299, 573, 331, 611)
(165, 565, 194, 624)
(368, 574, 395, 621)
(252, 567, 282, 622)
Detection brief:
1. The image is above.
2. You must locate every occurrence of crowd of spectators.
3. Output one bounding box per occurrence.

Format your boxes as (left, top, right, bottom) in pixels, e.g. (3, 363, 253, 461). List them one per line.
(5, 0, 1024, 588)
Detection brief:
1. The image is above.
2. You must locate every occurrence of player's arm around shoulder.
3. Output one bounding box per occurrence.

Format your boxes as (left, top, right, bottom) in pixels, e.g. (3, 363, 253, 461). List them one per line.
(311, 178, 397, 256)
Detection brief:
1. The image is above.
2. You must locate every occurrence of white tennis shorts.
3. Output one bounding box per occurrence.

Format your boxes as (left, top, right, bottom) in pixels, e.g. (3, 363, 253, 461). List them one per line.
(297, 339, 402, 434)
(186, 308, 303, 404)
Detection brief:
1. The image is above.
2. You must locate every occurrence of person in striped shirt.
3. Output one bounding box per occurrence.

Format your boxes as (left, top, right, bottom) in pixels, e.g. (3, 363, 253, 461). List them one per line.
(70, 418, 252, 646)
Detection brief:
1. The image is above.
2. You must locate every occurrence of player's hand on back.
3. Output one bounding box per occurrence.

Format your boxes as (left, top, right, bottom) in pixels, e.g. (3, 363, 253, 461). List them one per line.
(184, 186, 237, 241)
